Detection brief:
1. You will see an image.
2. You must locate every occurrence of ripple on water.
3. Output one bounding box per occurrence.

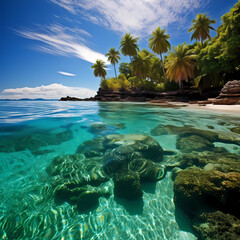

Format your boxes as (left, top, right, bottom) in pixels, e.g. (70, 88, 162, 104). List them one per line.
(0, 101, 239, 240)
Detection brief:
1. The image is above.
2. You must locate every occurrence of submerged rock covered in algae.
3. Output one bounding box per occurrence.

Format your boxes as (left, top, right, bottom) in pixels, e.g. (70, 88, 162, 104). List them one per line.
(176, 135, 214, 153)
(48, 133, 169, 203)
(151, 124, 240, 145)
(55, 183, 110, 211)
(193, 211, 240, 240)
(88, 123, 126, 136)
(174, 169, 240, 218)
(175, 150, 240, 172)
(113, 170, 143, 200)
(0, 129, 73, 153)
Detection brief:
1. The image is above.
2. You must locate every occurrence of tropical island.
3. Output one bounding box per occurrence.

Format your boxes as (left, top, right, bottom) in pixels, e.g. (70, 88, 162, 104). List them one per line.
(1, 1, 240, 240)
(61, 2, 240, 104)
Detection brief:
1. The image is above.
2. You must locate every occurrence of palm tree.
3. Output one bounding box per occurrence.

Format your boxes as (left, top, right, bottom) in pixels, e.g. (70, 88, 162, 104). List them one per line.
(120, 33, 139, 62)
(165, 44, 196, 89)
(148, 27, 171, 82)
(91, 59, 107, 80)
(150, 56, 164, 83)
(105, 48, 121, 79)
(132, 51, 152, 84)
(188, 13, 216, 43)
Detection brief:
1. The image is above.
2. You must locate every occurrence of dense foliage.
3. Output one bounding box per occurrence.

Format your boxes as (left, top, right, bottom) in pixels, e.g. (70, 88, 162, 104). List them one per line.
(92, 1, 240, 92)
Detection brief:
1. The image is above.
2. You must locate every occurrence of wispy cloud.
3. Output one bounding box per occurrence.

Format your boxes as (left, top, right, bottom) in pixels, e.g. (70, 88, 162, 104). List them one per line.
(58, 71, 76, 76)
(0, 83, 96, 99)
(50, 0, 209, 36)
(16, 24, 109, 64)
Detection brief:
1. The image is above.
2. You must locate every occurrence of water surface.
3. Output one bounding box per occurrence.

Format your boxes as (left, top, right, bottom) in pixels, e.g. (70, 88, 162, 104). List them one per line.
(0, 101, 239, 240)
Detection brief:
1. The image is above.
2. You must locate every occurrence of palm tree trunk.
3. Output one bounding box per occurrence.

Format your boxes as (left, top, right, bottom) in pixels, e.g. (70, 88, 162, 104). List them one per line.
(160, 53, 167, 83)
(114, 63, 117, 79)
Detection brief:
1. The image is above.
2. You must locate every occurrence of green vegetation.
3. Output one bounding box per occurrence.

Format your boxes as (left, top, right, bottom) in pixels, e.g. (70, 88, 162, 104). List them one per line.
(166, 44, 196, 89)
(188, 13, 216, 42)
(91, 60, 107, 80)
(92, 1, 240, 93)
(120, 33, 139, 62)
(105, 48, 121, 79)
(148, 27, 171, 82)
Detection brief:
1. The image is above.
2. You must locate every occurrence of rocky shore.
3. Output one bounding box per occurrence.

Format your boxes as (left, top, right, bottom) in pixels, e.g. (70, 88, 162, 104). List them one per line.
(60, 80, 240, 105)
(192, 80, 240, 105)
(60, 88, 207, 102)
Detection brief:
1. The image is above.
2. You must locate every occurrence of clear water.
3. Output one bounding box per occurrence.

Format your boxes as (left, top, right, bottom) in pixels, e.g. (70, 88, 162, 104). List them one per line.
(0, 101, 239, 240)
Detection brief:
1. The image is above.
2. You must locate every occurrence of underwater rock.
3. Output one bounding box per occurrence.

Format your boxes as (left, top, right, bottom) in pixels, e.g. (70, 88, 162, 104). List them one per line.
(193, 211, 240, 240)
(174, 169, 240, 218)
(103, 134, 164, 162)
(0, 129, 73, 153)
(230, 126, 240, 135)
(76, 137, 108, 157)
(46, 154, 109, 187)
(150, 124, 219, 142)
(176, 135, 214, 153)
(55, 184, 110, 211)
(113, 170, 143, 200)
(171, 167, 182, 181)
(176, 150, 240, 173)
(150, 125, 169, 136)
(217, 131, 240, 145)
(129, 158, 166, 181)
(88, 123, 126, 136)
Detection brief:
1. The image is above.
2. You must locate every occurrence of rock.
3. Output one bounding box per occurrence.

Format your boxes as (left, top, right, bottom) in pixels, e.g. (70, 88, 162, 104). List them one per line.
(217, 131, 240, 145)
(150, 124, 219, 142)
(46, 154, 108, 187)
(151, 124, 240, 145)
(113, 170, 143, 200)
(230, 126, 240, 134)
(0, 129, 73, 153)
(55, 184, 110, 211)
(171, 167, 182, 181)
(219, 80, 240, 97)
(59, 88, 207, 102)
(176, 135, 214, 153)
(195, 80, 240, 105)
(76, 137, 107, 157)
(193, 211, 240, 240)
(174, 169, 240, 217)
(176, 150, 240, 173)
(129, 158, 166, 181)
(103, 134, 164, 162)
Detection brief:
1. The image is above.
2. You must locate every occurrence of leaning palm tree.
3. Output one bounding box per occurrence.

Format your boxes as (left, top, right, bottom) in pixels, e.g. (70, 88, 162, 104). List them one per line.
(120, 33, 139, 62)
(132, 51, 152, 84)
(188, 13, 216, 43)
(165, 44, 196, 89)
(105, 48, 121, 79)
(149, 27, 171, 82)
(91, 59, 107, 80)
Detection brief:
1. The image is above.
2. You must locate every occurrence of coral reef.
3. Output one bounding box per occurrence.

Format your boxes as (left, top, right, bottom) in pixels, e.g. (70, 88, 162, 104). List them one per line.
(193, 211, 240, 240)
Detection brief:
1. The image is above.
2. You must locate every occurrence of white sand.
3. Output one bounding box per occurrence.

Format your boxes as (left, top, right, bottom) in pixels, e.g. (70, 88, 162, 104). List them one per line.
(179, 103, 240, 114)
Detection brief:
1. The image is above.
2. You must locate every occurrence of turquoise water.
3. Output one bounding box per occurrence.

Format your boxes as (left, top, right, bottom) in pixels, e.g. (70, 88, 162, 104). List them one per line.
(0, 101, 239, 240)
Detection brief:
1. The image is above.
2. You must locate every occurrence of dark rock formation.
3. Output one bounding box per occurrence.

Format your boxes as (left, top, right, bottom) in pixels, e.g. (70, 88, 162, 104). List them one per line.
(193, 211, 240, 240)
(55, 184, 110, 211)
(113, 170, 143, 200)
(192, 80, 240, 105)
(176, 135, 214, 153)
(174, 169, 240, 218)
(60, 88, 206, 102)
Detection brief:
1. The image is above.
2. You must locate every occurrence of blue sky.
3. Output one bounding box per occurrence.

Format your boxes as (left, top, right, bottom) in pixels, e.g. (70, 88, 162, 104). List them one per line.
(0, 0, 238, 99)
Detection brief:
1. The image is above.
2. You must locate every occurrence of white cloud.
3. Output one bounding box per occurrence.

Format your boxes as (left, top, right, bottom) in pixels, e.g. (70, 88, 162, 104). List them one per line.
(0, 83, 96, 99)
(50, 0, 209, 36)
(17, 24, 109, 64)
(58, 71, 76, 76)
